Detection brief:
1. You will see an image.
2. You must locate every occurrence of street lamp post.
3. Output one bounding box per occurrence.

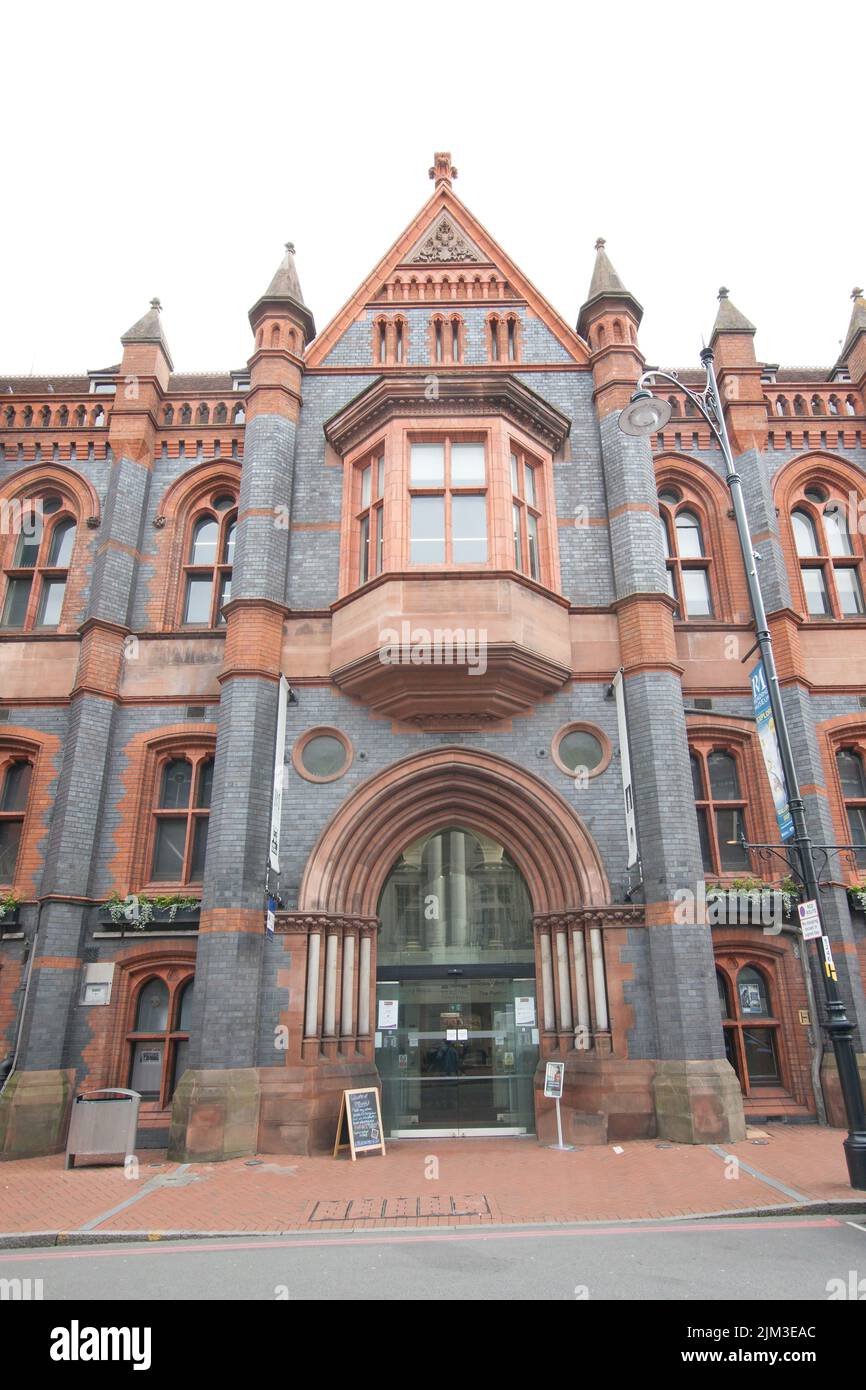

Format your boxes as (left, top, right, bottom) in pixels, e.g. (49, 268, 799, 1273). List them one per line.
(619, 346, 866, 1189)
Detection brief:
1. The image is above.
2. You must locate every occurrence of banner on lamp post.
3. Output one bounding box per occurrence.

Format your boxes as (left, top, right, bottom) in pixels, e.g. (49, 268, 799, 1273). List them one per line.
(750, 659, 795, 843)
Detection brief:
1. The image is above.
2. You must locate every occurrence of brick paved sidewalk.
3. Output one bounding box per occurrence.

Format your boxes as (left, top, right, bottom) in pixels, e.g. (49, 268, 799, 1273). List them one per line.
(0, 1124, 861, 1242)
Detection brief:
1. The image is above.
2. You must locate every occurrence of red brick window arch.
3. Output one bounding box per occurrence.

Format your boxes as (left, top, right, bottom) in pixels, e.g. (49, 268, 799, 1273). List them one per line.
(833, 742, 866, 870)
(127, 972, 194, 1106)
(0, 754, 33, 888)
(373, 315, 407, 366)
(658, 484, 715, 619)
(487, 312, 521, 364)
(181, 491, 237, 627)
(0, 490, 77, 631)
(716, 961, 783, 1092)
(690, 746, 751, 876)
(429, 313, 464, 365)
(789, 481, 865, 619)
(147, 749, 215, 887)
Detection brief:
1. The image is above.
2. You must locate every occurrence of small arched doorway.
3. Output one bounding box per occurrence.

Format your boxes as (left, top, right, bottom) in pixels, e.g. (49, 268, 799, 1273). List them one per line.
(376, 825, 537, 1135)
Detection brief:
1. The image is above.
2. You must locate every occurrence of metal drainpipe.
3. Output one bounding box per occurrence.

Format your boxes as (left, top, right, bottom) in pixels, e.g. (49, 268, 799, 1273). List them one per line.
(0, 896, 43, 1095)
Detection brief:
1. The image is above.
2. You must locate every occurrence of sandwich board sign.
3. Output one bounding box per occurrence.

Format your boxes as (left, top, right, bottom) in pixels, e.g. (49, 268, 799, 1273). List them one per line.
(333, 1087, 386, 1161)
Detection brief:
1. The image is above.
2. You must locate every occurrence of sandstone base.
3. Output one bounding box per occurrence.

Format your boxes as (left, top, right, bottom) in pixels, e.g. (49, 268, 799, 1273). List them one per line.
(0, 1069, 75, 1159)
(168, 1068, 261, 1162)
(653, 1059, 746, 1144)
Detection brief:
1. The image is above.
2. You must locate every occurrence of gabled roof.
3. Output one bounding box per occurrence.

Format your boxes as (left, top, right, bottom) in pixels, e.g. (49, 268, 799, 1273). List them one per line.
(305, 164, 589, 367)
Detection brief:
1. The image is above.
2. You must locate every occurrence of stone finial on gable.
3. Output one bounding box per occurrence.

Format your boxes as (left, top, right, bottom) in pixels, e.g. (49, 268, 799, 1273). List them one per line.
(429, 152, 457, 188)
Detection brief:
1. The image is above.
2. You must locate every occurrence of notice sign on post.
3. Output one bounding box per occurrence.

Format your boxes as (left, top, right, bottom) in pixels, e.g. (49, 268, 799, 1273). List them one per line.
(544, 1060, 572, 1151)
(544, 1061, 565, 1100)
(798, 900, 822, 940)
(333, 1088, 386, 1162)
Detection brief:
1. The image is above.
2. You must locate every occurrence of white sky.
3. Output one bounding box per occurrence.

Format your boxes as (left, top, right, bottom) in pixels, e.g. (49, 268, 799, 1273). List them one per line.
(2, 0, 864, 376)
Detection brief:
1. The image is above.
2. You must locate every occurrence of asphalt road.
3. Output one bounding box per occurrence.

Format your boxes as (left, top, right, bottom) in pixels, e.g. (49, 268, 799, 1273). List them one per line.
(2, 1215, 865, 1300)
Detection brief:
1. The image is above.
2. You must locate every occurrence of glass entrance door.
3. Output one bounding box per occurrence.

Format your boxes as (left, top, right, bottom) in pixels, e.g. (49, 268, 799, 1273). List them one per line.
(375, 977, 538, 1136)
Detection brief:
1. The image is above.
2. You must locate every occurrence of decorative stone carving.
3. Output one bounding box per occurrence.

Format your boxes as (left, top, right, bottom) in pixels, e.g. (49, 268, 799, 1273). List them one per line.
(409, 216, 482, 265)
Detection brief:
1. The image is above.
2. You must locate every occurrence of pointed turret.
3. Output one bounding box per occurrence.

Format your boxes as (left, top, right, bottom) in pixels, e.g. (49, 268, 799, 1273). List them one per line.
(577, 239, 644, 415)
(249, 242, 315, 344)
(708, 288, 765, 453)
(577, 238, 643, 342)
(839, 286, 866, 364)
(120, 297, 173, 370)
(710, 286, 756, 341)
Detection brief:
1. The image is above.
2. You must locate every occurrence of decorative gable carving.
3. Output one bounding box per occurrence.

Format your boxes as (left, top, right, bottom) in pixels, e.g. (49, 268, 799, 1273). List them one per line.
(406, 213, 484, 265)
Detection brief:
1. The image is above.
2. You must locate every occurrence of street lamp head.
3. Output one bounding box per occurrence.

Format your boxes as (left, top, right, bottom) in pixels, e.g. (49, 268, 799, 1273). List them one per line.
(618, 388, 672, 437)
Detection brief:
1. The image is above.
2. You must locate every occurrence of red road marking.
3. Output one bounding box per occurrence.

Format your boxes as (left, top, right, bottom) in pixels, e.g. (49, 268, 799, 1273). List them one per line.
(0, 1216, 843, 1262)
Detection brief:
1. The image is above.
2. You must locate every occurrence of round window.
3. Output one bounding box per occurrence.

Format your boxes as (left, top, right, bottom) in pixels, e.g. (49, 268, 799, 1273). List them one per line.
(658, 488, 681, 506)
(212, 493, 236, 512)
(294, 729, 352, 782)
(552, 723, 610, 779)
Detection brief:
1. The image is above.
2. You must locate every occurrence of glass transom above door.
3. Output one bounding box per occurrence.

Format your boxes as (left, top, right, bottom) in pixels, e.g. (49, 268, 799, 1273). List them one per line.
(377, 826, 533, 968)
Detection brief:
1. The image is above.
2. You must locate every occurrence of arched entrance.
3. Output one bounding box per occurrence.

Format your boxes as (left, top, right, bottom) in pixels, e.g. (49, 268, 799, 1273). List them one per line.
(377, 826, 537, 1135)
(296, 748, 615, 1140)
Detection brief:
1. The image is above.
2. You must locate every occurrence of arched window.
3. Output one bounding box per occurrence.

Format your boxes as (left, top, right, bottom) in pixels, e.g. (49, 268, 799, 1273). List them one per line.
(691, 749, 749, 874)
(22, 406, 33, 427)
(0, 756, 33, 886)
(150, 754, 214, 884)
(232, 403, 245, 425)
(181, 494, 236, 627)
(828, 395, 840, 416)
(196, 403, 210, 425)
(658, 500, 713, 618)
(791, 500, 864, 618)
(836, 748, 866, 868)
(57, 405, 68, 426)
(75, 405, 86, 427)
(127, 974, 194, 1107)
(179, 403, 192, 425)
(163, 405, 174, 425)
(214, 402, 227, 424)
(717, 964, 782, 1092)
(356, 449, 384, 584)
(4, 406, 15, 427)
(811, 395, 823, 416)
(378, 826, 533, 967)
(793, 395, 807, 416)
(775, 396, 789, 417)
(845, 395, 858, 417)
(488, 315, 501, 362)
(1, 493, 77, 631)
(39, 406, 51, 428)
(505, 313, 520, 363)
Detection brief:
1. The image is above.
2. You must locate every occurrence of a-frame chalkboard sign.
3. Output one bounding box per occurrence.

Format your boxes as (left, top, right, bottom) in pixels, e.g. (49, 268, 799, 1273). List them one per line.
(333, 1087, 386, 1161)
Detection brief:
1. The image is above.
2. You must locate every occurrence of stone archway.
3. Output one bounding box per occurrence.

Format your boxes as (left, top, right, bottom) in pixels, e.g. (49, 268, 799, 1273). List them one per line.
(298, 745, 611, 916)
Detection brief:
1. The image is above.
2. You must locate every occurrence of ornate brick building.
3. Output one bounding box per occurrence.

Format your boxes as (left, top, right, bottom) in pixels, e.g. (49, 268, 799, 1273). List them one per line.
(1, 154, 865, 1160)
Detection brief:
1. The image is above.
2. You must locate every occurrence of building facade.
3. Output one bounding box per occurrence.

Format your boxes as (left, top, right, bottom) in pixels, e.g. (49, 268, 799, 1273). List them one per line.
(1, 153, 866, 1160)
